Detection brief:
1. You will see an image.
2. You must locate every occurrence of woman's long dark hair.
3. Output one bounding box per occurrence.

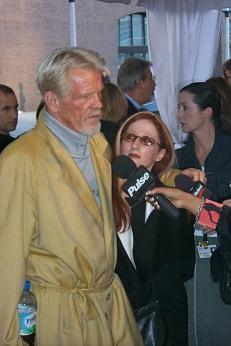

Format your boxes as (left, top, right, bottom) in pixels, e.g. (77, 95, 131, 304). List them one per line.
(180, 82, 221, 128)
(206, 77, 231, 134)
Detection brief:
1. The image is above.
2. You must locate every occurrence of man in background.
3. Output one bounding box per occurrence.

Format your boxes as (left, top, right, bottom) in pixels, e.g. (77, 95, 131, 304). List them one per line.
(0, 84, 18, 152)
(0, 47, 142, 345)
(222, 58, 231, 86)
(117, 57, 156, 119)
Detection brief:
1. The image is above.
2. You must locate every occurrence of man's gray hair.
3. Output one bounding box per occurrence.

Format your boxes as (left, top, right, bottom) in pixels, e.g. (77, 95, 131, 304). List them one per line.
(117, 57, 152, 93)
(36, 47, 106, 97)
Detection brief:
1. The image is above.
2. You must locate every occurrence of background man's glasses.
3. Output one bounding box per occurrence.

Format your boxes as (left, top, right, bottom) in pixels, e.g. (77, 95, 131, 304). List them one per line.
(121, 131, 161, 147)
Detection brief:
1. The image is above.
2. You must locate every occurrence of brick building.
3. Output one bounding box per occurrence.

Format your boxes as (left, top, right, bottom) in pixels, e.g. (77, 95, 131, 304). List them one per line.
(1, 1, 228, 113)
(0, 0, 144, 111)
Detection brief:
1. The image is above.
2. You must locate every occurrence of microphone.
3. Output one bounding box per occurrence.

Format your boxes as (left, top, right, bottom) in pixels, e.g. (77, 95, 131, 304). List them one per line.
(112, 154, 136, 179)
(112, 155, 180, 219)
(174, 174, 212, 198)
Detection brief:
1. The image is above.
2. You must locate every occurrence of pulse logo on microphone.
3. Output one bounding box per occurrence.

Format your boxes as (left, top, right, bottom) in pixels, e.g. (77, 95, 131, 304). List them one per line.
(112, 155, 180, 219)
(127, 171, 151, 197)
(123, 166, 154, 202)
(112, 154, 155, 206)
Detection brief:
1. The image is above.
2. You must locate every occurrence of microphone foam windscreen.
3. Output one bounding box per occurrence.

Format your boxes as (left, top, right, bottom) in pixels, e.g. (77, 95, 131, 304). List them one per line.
(112, 155, 137, 179)
(174, 173, 194, 192)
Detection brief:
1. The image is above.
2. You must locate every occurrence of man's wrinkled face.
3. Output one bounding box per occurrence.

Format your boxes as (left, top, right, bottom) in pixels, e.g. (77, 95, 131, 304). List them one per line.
(46, 68, 104, 135)
(0, 91, 18, 135)
(140, 68, 156, 104)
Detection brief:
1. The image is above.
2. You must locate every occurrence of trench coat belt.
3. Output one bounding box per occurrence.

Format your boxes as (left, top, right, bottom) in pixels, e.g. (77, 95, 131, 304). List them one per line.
(31, 278, 114, 321)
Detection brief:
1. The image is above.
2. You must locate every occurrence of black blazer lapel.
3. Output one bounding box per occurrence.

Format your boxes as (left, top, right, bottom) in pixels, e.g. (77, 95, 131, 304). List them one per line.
(116, 235, 149, 309)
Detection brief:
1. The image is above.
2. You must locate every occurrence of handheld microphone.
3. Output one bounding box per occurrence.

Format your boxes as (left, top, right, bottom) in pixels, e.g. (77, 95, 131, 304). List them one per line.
(112, 155, 180, 219)
(174, 174, 212, 198)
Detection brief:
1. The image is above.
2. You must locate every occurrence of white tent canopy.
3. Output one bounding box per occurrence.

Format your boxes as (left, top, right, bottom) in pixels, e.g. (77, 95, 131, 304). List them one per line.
(97, 0, 230, 10)
(97, 0, 231, 144)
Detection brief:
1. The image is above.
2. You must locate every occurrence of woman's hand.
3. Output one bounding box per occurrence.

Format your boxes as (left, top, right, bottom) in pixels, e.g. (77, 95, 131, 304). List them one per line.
(160, 168, 206, 188)
(146, 186, 201, 215)
(182, 168, 206, 183)
(222, 198, 231, 207)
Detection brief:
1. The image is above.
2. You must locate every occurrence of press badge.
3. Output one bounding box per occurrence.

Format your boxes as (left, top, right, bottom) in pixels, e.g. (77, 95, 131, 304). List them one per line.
(196, 243, 216, 259)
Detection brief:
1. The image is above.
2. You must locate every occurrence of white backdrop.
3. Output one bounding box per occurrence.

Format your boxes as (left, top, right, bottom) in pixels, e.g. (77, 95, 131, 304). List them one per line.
(144, 0, 222, 144)
(98, 0, 231, 144)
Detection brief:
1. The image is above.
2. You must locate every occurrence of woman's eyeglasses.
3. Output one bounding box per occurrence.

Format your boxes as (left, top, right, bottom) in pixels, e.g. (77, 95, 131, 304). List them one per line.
(121, 131, 161, 147)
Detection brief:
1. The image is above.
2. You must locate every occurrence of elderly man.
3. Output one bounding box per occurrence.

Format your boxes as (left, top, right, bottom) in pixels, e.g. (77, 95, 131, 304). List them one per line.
(117, 57, 156, 119)
(0, 48, 142, 345)
(0, 84, 18, 152)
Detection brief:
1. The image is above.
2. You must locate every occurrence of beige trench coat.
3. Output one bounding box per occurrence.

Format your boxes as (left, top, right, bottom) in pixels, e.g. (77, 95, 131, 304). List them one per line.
(0, 115, 143, 346)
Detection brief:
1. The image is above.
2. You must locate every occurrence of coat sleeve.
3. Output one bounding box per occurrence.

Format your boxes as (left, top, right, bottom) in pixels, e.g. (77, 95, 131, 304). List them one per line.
(0, 148, 36, 345)
(159, 168, 181, 187)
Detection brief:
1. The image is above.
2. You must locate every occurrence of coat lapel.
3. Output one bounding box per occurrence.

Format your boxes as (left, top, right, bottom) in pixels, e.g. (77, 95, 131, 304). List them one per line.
(37, 117, 103, 224)
(90, 135, 116, 269)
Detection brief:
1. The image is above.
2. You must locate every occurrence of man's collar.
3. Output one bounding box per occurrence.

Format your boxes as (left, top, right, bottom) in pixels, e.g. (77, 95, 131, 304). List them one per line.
(125, 94, 146, 111)
(44, 110, 89, 156)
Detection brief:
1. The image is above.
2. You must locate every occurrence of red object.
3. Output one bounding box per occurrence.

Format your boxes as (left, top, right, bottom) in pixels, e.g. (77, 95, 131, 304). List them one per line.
(198, 199, 223, 230)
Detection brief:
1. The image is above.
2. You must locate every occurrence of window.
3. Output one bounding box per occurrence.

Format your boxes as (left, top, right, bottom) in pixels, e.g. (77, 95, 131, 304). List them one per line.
(118, 12, 148, 65)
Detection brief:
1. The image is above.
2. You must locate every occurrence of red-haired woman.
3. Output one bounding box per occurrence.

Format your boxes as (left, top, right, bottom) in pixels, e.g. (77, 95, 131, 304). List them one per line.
(113, 111, 195, 346)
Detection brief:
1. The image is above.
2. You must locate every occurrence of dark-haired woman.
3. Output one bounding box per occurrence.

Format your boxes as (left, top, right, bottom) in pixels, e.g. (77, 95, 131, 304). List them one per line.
(176, 81, 231, 202)
(175, 82, 231, 346)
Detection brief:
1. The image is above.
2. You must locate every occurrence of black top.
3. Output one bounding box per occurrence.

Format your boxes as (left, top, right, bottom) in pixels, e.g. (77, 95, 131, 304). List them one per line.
(100, 120, 119, 149)
(0, 134, 15, 153)
(175, 129, 231, 202)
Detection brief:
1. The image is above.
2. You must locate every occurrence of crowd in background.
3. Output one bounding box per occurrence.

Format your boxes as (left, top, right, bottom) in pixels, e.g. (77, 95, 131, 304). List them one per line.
(0, 52, 231, 346)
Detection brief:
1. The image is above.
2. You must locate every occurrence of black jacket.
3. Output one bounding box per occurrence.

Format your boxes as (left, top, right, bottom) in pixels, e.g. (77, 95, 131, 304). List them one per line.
(118, 98, 143, 125)
(116, 200, 195, 346)
(100, 120, 118, 149)
(126, 98, 140, 118)
(0, 134, 15, 153)
(217, 205, 231, 268)
(175, 129, 231, 202)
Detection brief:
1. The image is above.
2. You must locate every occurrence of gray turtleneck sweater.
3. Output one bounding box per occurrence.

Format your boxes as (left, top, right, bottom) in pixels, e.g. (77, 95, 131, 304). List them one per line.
(45, 111, 101, 209)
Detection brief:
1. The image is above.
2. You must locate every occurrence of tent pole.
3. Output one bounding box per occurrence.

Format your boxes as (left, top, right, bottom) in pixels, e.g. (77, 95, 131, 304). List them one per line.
(223, 8, 230, 60)
(69, 0, 77, 47)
